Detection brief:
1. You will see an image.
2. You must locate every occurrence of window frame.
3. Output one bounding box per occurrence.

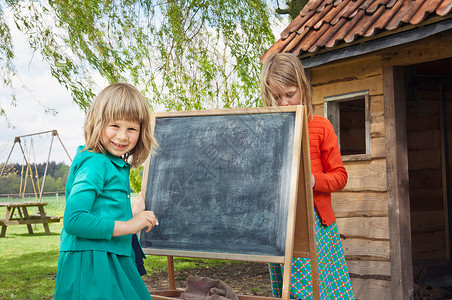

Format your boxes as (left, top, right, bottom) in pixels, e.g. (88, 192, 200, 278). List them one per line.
(324, 90, 371, 160)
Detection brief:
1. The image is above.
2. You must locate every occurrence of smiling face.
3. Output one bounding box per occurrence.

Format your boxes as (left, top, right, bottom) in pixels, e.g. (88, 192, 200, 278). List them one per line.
(269, 82, 301, 107)
(101, 119, 140, 158)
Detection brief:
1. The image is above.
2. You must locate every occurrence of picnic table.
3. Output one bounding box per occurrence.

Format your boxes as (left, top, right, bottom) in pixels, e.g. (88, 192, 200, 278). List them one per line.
(0, 201, 62, 237)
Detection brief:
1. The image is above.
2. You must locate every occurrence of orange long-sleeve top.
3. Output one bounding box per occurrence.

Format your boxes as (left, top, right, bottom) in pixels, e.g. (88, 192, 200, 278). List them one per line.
(308, 115, 348, 226)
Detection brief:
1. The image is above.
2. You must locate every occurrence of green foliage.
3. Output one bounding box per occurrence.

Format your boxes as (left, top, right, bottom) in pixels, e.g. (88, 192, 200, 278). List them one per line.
(0, 0, 277, 114)
(275, 0, 309, 20)
(0, 161, 69, 194)
(129, 165, 143, 194)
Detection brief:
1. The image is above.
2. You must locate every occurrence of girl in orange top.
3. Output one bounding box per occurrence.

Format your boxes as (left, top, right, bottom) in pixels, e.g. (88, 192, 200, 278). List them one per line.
(261, 52, 354, 299)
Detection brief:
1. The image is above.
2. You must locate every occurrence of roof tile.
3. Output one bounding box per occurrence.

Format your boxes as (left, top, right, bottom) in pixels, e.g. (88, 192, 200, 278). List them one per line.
(366, 0, 391, 14)
(264, 0, 452, 60)
(410, 0, 442, 24)
(384, 0, 407, 30)
(437, 1, 452, 15)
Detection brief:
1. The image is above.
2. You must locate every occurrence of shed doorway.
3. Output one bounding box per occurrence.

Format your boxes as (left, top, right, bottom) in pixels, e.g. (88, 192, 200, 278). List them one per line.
(406, 57, 452, 294)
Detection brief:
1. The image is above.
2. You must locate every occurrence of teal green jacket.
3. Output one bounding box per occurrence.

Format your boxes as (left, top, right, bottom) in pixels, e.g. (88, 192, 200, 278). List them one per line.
(60, 146, 134, 256)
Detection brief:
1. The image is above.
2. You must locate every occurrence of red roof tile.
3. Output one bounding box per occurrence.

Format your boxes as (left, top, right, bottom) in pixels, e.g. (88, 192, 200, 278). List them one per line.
(262, 0, 452, 61)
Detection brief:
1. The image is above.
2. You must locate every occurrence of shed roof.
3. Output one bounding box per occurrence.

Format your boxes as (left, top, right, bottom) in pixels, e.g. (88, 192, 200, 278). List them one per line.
(262, 0, 452, 66)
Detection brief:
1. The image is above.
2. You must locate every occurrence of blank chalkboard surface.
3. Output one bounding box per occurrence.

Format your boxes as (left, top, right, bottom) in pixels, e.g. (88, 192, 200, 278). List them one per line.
(140, 107, 306, 263)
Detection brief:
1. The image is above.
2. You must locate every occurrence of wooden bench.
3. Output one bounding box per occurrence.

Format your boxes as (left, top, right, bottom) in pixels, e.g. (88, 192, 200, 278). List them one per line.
(0, 202, 62, 237)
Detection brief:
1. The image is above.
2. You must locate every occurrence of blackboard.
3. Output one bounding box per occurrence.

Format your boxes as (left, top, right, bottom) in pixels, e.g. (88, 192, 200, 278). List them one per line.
(140, 107, 304, 262)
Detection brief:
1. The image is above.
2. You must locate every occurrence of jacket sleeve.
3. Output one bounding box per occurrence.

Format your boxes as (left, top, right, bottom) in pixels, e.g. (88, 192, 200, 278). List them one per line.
(63, 155, 115, 239)
(312, 120, 347, 193)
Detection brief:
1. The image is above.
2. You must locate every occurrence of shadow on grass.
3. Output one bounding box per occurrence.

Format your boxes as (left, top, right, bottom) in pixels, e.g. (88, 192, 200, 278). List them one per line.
(1, 250, 59, 299)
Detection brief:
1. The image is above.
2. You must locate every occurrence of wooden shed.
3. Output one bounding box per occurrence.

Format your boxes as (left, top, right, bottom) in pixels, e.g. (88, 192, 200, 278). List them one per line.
(262, 1, 452, 299)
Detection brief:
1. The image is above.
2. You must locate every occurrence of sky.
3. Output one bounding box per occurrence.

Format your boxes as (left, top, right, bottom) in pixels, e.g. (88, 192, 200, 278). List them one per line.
(0, 14, 96, 166)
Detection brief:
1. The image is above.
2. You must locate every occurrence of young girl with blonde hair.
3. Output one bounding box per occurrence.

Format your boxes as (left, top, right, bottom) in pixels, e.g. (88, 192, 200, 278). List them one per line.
(55, 83, 158, 299)
(261, 53, 354, 299)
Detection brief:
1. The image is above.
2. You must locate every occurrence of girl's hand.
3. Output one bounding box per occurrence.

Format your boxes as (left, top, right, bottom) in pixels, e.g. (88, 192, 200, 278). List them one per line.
(132, 192, 146, 216)
(113, 210, 158, 236)
(311, 174, 316, 189)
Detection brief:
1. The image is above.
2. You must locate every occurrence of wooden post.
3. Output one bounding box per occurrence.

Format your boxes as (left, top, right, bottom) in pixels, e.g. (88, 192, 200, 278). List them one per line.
(383, 66, 414, 299)
(167, 256, 176, 290)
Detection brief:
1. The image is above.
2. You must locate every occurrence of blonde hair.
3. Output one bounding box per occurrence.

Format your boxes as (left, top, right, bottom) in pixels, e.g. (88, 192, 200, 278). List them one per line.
(260, 52, 313, 120)
(83, 83, 157, 168)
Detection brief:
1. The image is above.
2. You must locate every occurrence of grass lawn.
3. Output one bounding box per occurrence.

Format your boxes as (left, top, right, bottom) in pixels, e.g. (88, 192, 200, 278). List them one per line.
(0, 195, 246, 300)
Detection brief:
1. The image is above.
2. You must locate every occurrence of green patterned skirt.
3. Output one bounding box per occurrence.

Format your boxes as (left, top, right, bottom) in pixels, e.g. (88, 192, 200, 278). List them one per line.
(269, 211, 354, 299)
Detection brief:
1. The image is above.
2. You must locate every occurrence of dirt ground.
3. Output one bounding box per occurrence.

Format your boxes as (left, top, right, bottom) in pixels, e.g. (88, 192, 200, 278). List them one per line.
(143, 261, 273, 297)
(143, 261, 452, 299)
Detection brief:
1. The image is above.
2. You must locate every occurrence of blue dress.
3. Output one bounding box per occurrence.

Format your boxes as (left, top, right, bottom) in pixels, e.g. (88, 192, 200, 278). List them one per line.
(54, 146, 151, 299)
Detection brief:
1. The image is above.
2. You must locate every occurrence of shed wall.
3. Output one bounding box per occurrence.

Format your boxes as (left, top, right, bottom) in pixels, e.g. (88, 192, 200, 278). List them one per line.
(309, 56, 391, 299)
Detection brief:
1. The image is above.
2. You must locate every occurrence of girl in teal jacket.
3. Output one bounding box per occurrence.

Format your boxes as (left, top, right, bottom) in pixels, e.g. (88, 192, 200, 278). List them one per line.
(55, 83, 158, 299)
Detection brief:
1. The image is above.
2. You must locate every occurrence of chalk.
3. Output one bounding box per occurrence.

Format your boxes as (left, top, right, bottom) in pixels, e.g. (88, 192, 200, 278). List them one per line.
(156, 220, 159, 226)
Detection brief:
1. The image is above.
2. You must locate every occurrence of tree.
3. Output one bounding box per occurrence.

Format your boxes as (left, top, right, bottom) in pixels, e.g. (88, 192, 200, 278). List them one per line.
(0, 0, 288, 114)
(275, 0, 308, 20)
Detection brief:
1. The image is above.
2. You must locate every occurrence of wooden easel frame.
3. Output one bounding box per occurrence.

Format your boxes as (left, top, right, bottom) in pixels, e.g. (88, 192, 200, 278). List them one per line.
(141, 106, 320, 300)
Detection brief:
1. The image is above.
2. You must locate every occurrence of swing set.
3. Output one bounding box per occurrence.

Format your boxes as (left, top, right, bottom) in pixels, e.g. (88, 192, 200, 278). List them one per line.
(0, 130, 72, 201)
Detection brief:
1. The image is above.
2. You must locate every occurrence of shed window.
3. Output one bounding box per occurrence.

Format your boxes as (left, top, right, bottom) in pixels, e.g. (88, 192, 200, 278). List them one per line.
(324, 90, 370, 156)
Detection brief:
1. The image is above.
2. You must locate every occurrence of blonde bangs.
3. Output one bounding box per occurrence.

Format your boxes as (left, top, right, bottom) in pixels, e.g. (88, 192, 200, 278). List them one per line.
(260, 53, 313, 120)
(83, 83, 157, 167)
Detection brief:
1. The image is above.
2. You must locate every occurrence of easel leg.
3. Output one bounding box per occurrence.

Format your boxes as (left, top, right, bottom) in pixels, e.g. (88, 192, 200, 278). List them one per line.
(281, 261, 291, 300)
(167, 256, 176, 290)
(311, 257, 321, 300)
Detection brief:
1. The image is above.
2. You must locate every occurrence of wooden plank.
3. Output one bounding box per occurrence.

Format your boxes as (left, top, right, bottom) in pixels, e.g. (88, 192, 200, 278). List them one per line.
(407, 130, 440, 149)
(350, 277, 391, 300)
(406, 114, 439, 131)
(407, 100, 439, 117)
(409, 169, 442, 189)
(408, 149, 441, 170)
(343, 159, 387, 192)
(370, 137, 386, 158)
(370, 115, 385, 138)
(342, 239, 390, 260)
(282, 105, 304, 300)
(346, 260, 391, 277)
(150, 291, 277, 300)
(311, 56, 382, 87)
(152, 106, 303, 118)
(370, 95, 384, 117)
(412, 249, 447, 262)
(332, 191, 388, 218)
(383, 65, 414, 299)
(336, 217, 389, 240)
(0, 202, 48, 207)
(381, 30, 452, 67)
(143, 249, 285, 264)
(20, 206, 33, 234)
(167, 257, 176, 290)
(412, 231, 446, 253)
(3, 219, 55, 226)
(411, 210, 445, 233)
(312, 76, 383, 106)
(298, 107, 320, 300)
(409, 188, 443, 211)
(438, 81, 450, 260)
